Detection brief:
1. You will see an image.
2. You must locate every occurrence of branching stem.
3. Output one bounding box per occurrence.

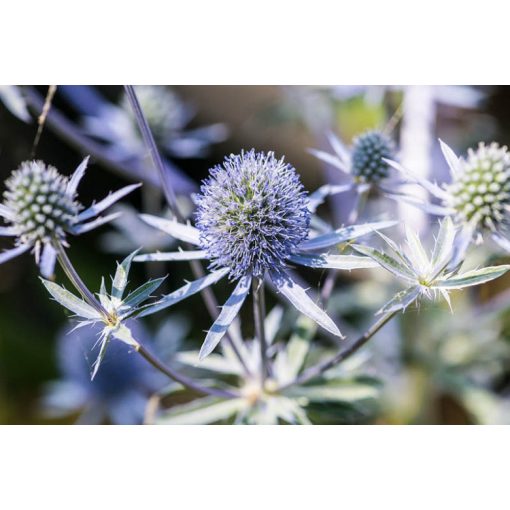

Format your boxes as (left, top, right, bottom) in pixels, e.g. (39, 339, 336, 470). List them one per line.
(279, 309, 399, 390)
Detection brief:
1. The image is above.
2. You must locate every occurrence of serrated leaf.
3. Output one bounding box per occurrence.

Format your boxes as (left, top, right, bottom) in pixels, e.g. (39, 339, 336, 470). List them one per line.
(122, 276, 166, 310)
(288, 382, 379, 403)
(112, 249, 139, 299)
(40, 279, 102, 320)
(138, 268, 229, 317)
(439, 139, 461, 178)
(157, 396, 246, 425)
(352, 244, 416, 282)
(199, 275, 252, 359)
(90, 330, 111, 380)
(434, 265, 510, 289)
(298, 220, 397, 251)
(77, 183, 141, 222)
(272, 271, 343, 338)
(289, 253, 379, 270)
(431, 217, 456, 275)
(377, 285, 422, 314)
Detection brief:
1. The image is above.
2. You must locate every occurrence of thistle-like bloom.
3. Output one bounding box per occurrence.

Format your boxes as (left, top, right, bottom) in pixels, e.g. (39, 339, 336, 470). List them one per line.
(385, 140, 510, 255)
(135, 149, 396, 359)
(307, 130, 397, 212)
(353, 218, 510, 314)
(40, 250, 165, 379)
(0, 158, 140, 277)
(154, 312, 380, 425)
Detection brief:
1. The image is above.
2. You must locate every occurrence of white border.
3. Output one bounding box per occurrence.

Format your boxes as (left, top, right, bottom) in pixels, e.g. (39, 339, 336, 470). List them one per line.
(2, 0, 509, 84)
(0, 426, 508, 508)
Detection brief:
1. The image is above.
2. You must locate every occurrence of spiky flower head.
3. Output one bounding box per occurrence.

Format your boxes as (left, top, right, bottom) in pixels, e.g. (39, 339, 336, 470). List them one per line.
(195, 150, 311, 280)
(444, 142, 510, 231)
(123, 85, 186, 143)
(3, 160, 81, 252)
(351, 130, 395, 182)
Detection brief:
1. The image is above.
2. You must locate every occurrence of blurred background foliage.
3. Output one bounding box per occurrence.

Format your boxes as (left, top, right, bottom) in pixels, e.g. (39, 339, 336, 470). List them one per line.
(1, 85, 510, 424)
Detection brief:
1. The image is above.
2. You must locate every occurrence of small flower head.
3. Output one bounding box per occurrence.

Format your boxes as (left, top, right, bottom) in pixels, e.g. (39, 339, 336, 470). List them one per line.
(444, 142, 510, 231)
(351, 130, 395, 182)
(3, 161, 81, 251)
(123, 85, 187, 144)
(195, 150, 311, 279)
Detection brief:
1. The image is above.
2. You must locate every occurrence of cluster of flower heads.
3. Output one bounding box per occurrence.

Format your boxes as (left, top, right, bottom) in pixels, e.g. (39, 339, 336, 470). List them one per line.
(0, 157, 140, 277)
(3, 116, 510, 423)
(194, 150, 311, 280)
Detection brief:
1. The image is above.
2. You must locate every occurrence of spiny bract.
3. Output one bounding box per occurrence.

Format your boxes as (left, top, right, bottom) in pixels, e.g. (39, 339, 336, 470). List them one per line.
(195, 150, 311, 280)
(351, 130, 395, 182)
(3, 160, 81, 248)
(444, 142, 510, 230)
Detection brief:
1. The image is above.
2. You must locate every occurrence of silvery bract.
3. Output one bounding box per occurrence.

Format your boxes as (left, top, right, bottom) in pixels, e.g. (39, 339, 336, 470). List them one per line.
(0, 158, 140, 277)
(155, 313, 380, 425)
(40, 250, 165, 379)
(353, 218, 510, 314)
(135, 149, 397, 359)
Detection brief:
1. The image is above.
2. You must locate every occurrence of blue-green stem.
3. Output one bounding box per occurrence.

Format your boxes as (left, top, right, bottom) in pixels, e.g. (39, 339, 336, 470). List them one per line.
(253, 277, 270, 384)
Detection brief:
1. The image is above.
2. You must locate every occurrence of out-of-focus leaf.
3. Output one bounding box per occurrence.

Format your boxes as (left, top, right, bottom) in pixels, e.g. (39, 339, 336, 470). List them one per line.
(157, 397, 246, 425)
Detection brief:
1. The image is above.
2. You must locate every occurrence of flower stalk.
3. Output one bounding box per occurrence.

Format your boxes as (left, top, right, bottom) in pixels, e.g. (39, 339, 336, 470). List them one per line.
(53, 242, 238, 399)
(124, 85, 253, 377)
(253, 277, 270, 383)
(279, 309, 399, 390)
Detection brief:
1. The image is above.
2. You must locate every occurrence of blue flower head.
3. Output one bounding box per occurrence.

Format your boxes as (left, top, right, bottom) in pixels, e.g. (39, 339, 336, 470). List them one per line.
(351, 130, 395, 182)
(195, 150, 311, 280)
(136, 149, 397, 358)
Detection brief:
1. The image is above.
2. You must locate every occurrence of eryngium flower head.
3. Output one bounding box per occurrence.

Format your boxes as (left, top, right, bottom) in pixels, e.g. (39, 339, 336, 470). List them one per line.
(3, 161, 81, 250)
(123, 85, 187, 143)
(351, 130, 395, 182)
(0, 157, 140, 277)
(195, 150, 311, 279)
(444, 142, 510, 230)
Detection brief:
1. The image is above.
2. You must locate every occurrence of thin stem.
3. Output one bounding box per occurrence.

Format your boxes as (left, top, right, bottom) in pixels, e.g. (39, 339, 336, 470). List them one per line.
(124, 85, 252, 376)
(253, 277, 269, 383)
(279, 309, 399, 391)
(136, 343, 238, 399)
(53, 240, 109, 318)
(124, 86, 182, 220)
